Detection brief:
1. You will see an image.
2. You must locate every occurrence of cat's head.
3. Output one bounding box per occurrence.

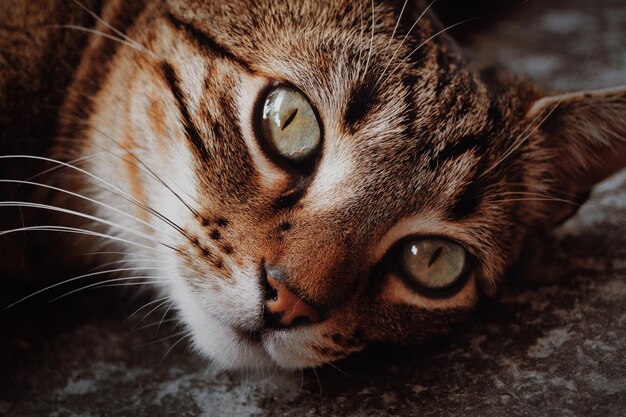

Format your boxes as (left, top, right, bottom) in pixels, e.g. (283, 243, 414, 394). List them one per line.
(57, 0, 626, 370)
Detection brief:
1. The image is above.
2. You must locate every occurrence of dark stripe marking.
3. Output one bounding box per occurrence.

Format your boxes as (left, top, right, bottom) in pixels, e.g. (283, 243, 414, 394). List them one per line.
(448, 173, 487, 220)
(60, 2, 146, 141)
(165, 12, 253, 73)
(401, 74, 419, 140)
(160, 62, 209, 160)
(273, 186, 306, 212)
(429, 134, 487, 170)
(344, 79, 379, 131)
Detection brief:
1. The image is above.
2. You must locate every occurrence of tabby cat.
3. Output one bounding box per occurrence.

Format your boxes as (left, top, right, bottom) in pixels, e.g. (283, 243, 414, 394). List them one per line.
(1, 0, 625, 370)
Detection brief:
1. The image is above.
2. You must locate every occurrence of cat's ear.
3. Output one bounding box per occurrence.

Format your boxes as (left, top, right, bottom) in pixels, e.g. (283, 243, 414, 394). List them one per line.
(527, 86, 626, 226)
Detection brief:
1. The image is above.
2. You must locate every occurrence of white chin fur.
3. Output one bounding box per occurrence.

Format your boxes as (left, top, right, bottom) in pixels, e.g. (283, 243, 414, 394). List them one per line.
(169, 278, 327, 370)
(169, 278, 276, 370)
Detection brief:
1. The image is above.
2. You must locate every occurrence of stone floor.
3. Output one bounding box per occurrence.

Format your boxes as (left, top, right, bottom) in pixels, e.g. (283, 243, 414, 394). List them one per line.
(1, 0, 625, 416)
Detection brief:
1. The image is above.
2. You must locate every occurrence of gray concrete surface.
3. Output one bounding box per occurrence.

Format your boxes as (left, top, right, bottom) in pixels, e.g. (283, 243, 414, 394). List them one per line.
(1, 0, 625, 416)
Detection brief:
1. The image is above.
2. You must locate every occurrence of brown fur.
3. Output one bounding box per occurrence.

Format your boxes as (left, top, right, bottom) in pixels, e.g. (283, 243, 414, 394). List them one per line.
(1, 0, 625, 369)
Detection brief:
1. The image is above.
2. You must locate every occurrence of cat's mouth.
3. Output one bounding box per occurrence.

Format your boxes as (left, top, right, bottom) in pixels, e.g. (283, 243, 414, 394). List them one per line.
(235, 327, 263, 344)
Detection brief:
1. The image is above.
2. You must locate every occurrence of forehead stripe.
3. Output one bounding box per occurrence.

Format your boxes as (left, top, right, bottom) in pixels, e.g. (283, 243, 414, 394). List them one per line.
(165, 12, 254, 74)
(429, 134, 487, 170)
(160, 62, 209, 161)
(343, 78, 379, 131)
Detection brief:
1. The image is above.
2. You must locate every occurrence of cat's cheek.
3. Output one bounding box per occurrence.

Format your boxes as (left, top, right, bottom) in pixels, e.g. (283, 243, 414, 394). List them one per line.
(380, 274, 479, 310)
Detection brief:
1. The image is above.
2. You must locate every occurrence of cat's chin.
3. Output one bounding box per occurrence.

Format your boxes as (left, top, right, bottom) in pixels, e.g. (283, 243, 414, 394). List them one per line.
(185, 309, 327, 371)
(169, 278, 327, 370)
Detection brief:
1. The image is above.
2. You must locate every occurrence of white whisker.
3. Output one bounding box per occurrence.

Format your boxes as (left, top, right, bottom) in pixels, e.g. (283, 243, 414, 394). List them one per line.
(131, 318, 179, 333)
(155, 300, 177, 335)
(143, 330, 188, 346)
(362, 0, 376, 80)
(70, 116, 202, 214)
(159, 333, 192, 364)
(27, 152, 107, 181)
(47, 24, 158, 60)
(0, 179, 165, 236)
(0, 225, 173, 255)
(50, 275, 174, 302)
(0, 201, 176, 250)
(385, 16, 479, 86)
(356, 0, 365, 79)
(140, 298, 175, 325)
(3, 267, 164, 309)
(374, 0, 437, 90)
(0, 155, 197, 247)
(91, 257, 168, 272)
(480, 100, 563, 179)
(384, 0, 409, 58)
(71, 0, 159, 59)
(126, 295, 173, 321)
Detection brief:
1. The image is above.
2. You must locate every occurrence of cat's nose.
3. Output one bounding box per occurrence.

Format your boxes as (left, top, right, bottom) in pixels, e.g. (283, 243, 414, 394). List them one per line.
(263, 271, 320, 329)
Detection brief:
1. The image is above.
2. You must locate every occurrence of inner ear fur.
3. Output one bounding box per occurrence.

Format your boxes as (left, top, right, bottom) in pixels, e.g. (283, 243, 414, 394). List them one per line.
(527, 86, 626, 226)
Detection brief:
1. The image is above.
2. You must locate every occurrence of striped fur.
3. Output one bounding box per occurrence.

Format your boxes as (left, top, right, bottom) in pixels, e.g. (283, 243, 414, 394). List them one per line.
(1, 0, 625, 370)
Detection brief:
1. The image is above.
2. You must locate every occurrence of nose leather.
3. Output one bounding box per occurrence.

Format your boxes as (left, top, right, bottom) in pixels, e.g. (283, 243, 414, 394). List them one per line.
(265, 276, 320, 328)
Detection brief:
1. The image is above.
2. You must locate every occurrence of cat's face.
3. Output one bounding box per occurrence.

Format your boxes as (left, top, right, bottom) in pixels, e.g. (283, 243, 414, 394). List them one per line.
(57, 0, 626, 370)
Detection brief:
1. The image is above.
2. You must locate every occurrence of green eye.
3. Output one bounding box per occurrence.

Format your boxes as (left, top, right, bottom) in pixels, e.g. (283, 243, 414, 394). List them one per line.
(400, 238, 468, 294)
(260, 86, 321, 162)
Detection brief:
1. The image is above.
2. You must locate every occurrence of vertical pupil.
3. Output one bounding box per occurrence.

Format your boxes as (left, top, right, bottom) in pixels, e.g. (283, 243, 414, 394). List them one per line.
(281, 109, 298, 130)
(428, 246, 444, 267)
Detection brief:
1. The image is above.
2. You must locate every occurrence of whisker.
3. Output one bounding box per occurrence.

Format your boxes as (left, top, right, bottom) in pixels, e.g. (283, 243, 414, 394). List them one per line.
(0, 225, 174, 255)
(0, 179, 168, 237)
(47, 25, 156, 59)
(159, 333, 192, 365)
(71, 0, 159, 59)
(385, 15, 480, 86)
(312, 368, 324, 417)
(155, 300, 176, 335)
(91, 257, 168, 273)
(139, 298, 175, 326)
(488, 197, 626, 212)
(356, 0, 365, 79)
(384, 0, 409, 58)
(480, 104, 558, 179)
(61, 115, 206, 246)
(50, 275, 174, 302)
(27, 152, 107, 182)
(296, 369, 305, 401)
(0, 201, 177, 251)
(141, 330, 188, 346)
(131, 318, 179, 333)
(95, 280, 172, 289)
(3, 267, 164, 310)
(373, 0, 438, 90)
(326, 362, 356, 379)
(0, 155, 196, 250)
(81, 250, 129, 256)
(362, 0, 376, 80)
(0, 155, 147, 208)
(482, 40, 600, 181)
(73, 116, 202, 215)
(126, 295, 173, 321)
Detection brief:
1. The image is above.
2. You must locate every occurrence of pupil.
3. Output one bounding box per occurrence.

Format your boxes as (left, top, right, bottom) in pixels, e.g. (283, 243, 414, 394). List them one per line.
(428, 246, 444, 267)
(281, 108, 298, 130)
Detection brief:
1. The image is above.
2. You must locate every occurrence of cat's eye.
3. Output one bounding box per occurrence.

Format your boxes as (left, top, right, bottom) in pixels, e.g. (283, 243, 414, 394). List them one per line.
(260, 86, 321, 162)
(398, 238, 469, 296)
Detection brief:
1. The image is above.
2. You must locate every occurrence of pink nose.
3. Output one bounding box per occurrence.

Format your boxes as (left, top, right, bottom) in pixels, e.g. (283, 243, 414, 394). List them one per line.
(265, 276, 320, 328)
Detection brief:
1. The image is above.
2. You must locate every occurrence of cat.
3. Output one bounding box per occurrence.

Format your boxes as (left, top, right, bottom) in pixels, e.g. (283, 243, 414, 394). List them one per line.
(0, 0, 624, 371)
